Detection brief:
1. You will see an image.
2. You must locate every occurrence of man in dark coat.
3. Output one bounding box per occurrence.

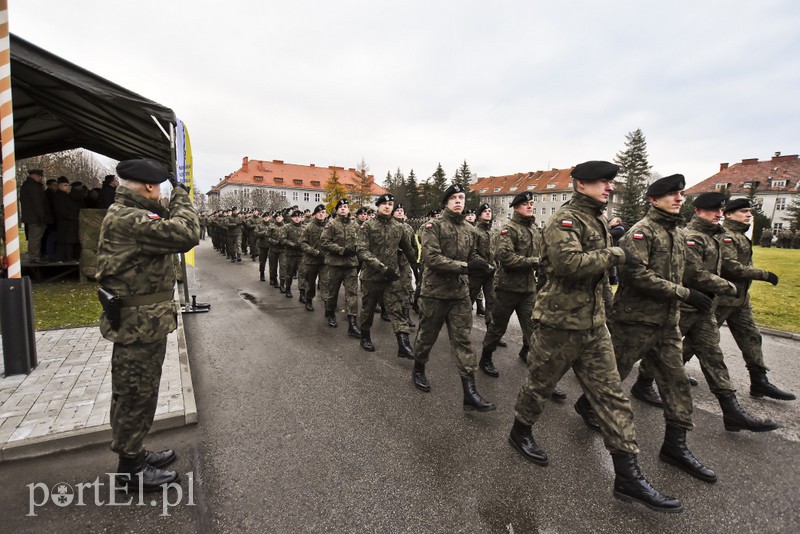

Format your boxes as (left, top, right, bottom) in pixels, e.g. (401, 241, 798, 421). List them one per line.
(52, 176, 80, 261)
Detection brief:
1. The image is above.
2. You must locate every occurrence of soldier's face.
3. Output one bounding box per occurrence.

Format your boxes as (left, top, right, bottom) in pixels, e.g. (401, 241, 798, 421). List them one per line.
(696, 207, 724, 224)
(446, 193, 465, 213)
(479, 209, 492, 221)
(579, 179, 614, 204)
(378, 202, 394, 216)
(650, 190, 685, 214)
(393, 208, 405, 219)
(315, 211, 326, 220)
(465, 213, 476, 222)
(337, 205, 350, 217)
(514, 201, 534, 218)
(726, 208, 752, 225)
(292, 215, 303, 223)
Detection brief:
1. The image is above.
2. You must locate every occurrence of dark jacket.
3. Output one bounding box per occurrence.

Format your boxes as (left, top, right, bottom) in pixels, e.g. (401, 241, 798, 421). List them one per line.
(20, 177, 51, 224)
(52, 190, 80, 244)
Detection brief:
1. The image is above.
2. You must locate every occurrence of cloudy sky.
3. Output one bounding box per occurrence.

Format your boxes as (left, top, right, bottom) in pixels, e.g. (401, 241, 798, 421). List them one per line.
(10, 1, 800, 193)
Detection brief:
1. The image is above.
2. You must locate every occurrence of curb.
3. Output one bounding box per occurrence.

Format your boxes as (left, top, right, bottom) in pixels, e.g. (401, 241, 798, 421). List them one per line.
(720, 323, 800, 341)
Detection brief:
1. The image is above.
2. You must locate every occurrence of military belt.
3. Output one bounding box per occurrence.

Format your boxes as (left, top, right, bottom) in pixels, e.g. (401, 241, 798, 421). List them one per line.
(118, 291, 174, 308)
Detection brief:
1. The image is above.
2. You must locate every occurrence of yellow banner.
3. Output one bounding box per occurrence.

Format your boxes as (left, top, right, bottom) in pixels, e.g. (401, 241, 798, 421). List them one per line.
(184, 123, 195, 267)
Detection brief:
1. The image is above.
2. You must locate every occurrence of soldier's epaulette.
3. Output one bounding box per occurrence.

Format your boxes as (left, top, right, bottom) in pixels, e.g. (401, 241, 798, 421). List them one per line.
(632, 232, 644, 240)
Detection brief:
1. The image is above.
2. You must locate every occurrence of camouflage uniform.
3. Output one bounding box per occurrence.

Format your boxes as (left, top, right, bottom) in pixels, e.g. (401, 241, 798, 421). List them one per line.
(226, 213, 243, 260)
(300, 217, 328, 305)
(759, 228, 773, 247)
(267, 219, 285, 286)
(514, 192, 637, 454)
(246, 214, 260, 260)
(255, 218, 271, 279)
(319, 215, 359, 316)
(96, 185, 199, 458)
(356, 213, 417, 334)
(199, 213, 207, 240)
(469, 219, 496, 326)
(413, 208, 481, 377)
(282, 219, 305, 294)
(482, 212, 542, 353)
(397, 221, 419, 308)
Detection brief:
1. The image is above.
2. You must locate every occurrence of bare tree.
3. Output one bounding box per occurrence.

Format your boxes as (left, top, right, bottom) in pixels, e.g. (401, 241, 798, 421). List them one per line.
(17, 149, 113, 189)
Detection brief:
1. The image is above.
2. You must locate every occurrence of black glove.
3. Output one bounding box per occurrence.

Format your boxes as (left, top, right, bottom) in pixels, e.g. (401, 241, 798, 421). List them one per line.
(342, 246, 357, 257)
(168, 174, 191, 194)
(467, 257, 491, 275)
(384, 268, 401, 282)
(765, 272, 779, 286)
(622, 247, 640, 266)
(684, 289, 713, 313)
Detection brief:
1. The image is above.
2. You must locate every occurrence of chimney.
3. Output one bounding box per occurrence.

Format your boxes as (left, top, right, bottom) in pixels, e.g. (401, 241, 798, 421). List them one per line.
(309, 164, 315, 167)
(741, 158, 759, 165)
(273, 160, 284, 164)
(242, 156, 249, 170)
(774, 151, 781, 158)
(720, 162, 729, 171)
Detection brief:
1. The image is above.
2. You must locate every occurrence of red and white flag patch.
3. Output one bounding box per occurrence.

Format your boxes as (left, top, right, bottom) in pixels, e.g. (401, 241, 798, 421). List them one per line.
(500, 229, 509, 235)
(686, 240, 696, 247)
(561, 219, 573, 227)
(147, 212, 161, 220)
(425, 223, 433, 229)
(723, 237, 733, 243)
(632, 232, 644, 240)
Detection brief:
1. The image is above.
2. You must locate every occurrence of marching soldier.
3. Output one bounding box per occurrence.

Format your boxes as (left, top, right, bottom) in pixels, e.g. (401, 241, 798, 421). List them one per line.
(412, 184, 496, 413)
(255, 212, 271, 282)
(267, 211, 285, 289)
(281, 210, 306, 299)
(319, 198, 361, 336)
(226, 207, 244, 262)
(392, 203, 419, 327)
(759, 227, 772, 248)
(300, 204, 328, 312)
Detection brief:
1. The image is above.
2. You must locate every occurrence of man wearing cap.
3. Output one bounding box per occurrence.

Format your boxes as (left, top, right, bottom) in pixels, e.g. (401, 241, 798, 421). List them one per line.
(267, 211, 286, 289)
(355, 207, 369, 224)
(319, 198, 361, 335)
(510, 161, 681, 513)
(224, 207, 244, 262)
(19, 169, 52, 263)
(281, 210, 306, 299)
(412, 184, 496, 412)
(356, 194, 419, 357)
(52, 176, 81, 261)
(96, 158, 199, 490)
(392, 203, 419, 327)
(300, 204, 328, 311)
(464, 208, 477, 225)
(706, 198, 793, 400)
(255, 211, 272, 281)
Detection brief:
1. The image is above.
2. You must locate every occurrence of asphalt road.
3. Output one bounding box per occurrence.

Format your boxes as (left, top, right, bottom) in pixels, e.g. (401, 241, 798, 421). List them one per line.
(2, 238, 799, 533)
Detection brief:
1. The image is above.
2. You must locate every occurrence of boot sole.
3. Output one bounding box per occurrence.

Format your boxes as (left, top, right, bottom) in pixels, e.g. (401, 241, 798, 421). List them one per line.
(659, 451, 717, 483)
(750, 390, 796, 401)
(413, 378, 431, 393)
(573, 403, 602, 433)
(723, 422, 780, 433)
(464, 403, 496, 412)
(613, 490, 683, 513)
(479, 366, 499, 378)
(507, 436, 548, 466)
(147, 452, 178, 469)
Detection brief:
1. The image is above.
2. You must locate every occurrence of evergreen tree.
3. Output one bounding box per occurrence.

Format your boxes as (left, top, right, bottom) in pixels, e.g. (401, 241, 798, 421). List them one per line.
(323, 169, 348, 213)
(452, 159, 478, 207)
(383, 170, 394, 191)
(783, 197, 800, 231)
(350, 158, 374, 209)
(614, 129, 653, 226)
(421, 163, 448, 215)
(405, 169, 420, 216)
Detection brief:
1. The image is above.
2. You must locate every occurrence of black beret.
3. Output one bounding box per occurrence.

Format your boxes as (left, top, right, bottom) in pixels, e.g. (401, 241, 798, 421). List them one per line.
(571, 161, 619, 182)
(71, 182, 84, 187)
(393, 202, 405, 212)
(231, 206, 240, 212)
(442, 183, 466, 204)
(103, 174, 116, 184)
(476, 203, 491, 216)
(646, 174, 686, 197)
(262, 213, 271, 218)
(693, 192, 727, 210)
(367, 209, 375, 214)
(28, 169, 44, 176)
(375, 193, 395, 206)
(464, 208, 476, 215)
(313, 204, 326, 215)
(57, 176, 69, 184)
(291, 210, 303, 217)
(723, 198, 751, 214)
(510, 191, 534, 207)
(274, 210, 284, 217)
(335, 198, 349, 210)
(116, 159, 170, 184)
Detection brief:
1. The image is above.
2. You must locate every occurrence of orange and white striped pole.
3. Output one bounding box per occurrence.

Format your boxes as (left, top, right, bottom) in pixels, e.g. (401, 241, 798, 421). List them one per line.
(0, 0, 20, 278)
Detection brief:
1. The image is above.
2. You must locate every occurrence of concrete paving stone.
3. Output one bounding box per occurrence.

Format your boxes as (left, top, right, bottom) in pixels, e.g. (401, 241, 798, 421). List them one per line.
(0, 415, 25, 430)
(46, 399, 66, 412)
(22, 413, 56, 425)
(0, 428, 14, 444)
(28, 421, 54, 438)
(73, 405, 93, 425)
(54, 408, 77, 424)
(27, 401, 50, 414)
(69, 386, 88, 397)
(64, 399, 94, 409)
(9, 425, 34, 441)
(0, 408, 29, 418)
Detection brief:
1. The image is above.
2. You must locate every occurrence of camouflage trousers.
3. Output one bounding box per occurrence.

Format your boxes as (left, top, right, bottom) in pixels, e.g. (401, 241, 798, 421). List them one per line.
(249, 233, 258, 258)
(514, 324, 638, 455)
(258, 245, 269, 275)
(303, 261, 325, 303)
(297, 259, 309, 292)
(413, 296, 477, 378)
(282, 254, 302, 292)
(268, 249, 284, 285)
(612, 321, 693, 430)
(241, 230, 249, 255)
(712, 303, 767, 372)
(468, 273, 495, 326)
(482, 289, 533, 353)
(358, 279, 409, 334)
(110, 338, 167, 458)
(399, 262, 414, 307)
(325, 265, 358, 316)
(227, 231, 242, 258)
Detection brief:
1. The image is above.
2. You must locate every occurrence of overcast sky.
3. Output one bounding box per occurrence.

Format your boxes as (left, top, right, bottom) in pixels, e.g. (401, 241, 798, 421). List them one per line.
(10, 1, 800, 193)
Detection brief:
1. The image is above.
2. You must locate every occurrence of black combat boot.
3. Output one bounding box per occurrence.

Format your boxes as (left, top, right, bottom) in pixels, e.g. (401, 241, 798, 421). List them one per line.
(278, 281, 286, 294)
(326, 311, 337, 328)
(305, 299, 314, 312)
(298, 290, 306, 304)
(270, 278, 277, 287)
(718, 393, 780, 432)
(144, 449, 177, 469)
(479, 348, 499, 378)
(688, 375, 699, 386)
(518, 344, 529, 363)
(574, 393, 601, 432)
(402, 307, 416, 328)
(380, 304, 391, 322)
(749, 368, 796, 400)
(396, 332, 414, 359)
(285, 280, 293, 298)
(476, 299, 485, 316)
(236, 254, 242, 262)
(659, 424, 717, 483)
(611, 453, 683, 513)
(117, 451, 179, 491)
(631, 373, 663, 407)
(230, 256, 236, 263)
(259, 272, 266, 282)
(461, 374, 496, 412)
(347, 315, 361, 337)
(498, 338, 508, 348)
(412, 362, 430, 392)
(551, 384, 567, 401)
(508, 418, 548, 466)
(360, 330, 376, 352)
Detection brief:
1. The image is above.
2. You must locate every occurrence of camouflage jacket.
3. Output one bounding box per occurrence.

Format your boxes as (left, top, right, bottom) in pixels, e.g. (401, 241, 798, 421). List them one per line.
(533, 193, 625, 330)
(224, 215, 243, 236)
(266, 220, 284, 251)
(494, 212, 542, 293)
(283, 221, 305, 257)
(300, 218, 327, 265)
(356, 213, 417, 282)
(96, 186, 199, 344)
(397, 221, 419, 268)
(718, 218, 770, 307)
(678, 216, 738, 313)
(419, 208, 478, 300)
(254, 220, 271, 248)
(320, 216, 359, 268)
(473, 220, 495, 265)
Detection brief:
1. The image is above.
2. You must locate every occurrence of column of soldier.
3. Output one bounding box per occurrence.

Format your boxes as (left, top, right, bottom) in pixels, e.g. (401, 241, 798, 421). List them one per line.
(202, 161, 794, 514)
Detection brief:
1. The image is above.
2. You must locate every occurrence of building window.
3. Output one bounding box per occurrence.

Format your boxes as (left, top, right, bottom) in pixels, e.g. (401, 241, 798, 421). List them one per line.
(304, 192, 310, 202)
(551, 194, 558, 202)
(562, 193, 568, 201)
(314, 193, 320, 202)
(311, 180, 321, 187)
(541, 207, 546, 215)
(540, 221, 545, 228)
(480, 188, 488, 193)
(292, 192, 298, 201)
(509, 186, 518, 192)
(280, 191, 286, 197)
(776, 197, 787, 210)
(772, 180, 786, 187)
(546, 183, 557, 189)
(533, 194, 538, 202)
(493, 187, 502, 192)
(773, 223, 783, 233)
(551, 207, 556, 214)
(714, 182, 731, 190)
(293, 179, 303, 185)
(527, 185, 536, 190)
(254, 175, 263, 182)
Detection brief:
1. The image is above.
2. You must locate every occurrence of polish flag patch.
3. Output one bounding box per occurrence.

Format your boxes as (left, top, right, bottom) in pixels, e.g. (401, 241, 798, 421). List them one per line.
(425, 223, 433, 229)
(632, 232, 644, 240)
(561, 219, 573, 227)
(500, 229, 509, 235)
(723, 237, 733, 243)
(686, 240, 696, 246)
(147, 212, 161, 220)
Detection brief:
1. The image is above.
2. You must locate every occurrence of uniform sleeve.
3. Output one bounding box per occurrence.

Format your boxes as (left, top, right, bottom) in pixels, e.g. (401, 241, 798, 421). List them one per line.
(545, 218, 624, 277)
(683, 235, 736, 295)
(421, 224, 468, 274)
(720, 240, 769, 281)
(356, 225, 386, 272)
(131, 188, 200, 255)
(320, 223, 344, 256)
(399, 228, 419, 268)
(496, 226, 538, 270)
(618, 231, 685, 300)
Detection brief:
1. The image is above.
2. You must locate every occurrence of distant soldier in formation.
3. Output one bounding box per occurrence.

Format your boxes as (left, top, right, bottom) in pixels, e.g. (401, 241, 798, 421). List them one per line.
(300, 204, 328, 312)
(319, 199, 361, 336)
(392, 203, 419, 327)
(758, 227, 772, 247)
(281, 210, 306, 299)
(225, 207, 244, 262)
(267, 211, 286, 289)
(777, 227, 793, 248)
(255, 211, 271, 282)
(793, 229, 800, 249)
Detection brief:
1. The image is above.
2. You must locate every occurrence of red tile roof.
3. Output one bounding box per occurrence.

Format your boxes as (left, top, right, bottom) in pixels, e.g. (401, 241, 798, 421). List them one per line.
(208, 157, 387, 195)
(471, 168, 575, 195)
(686, 154, 800, 195)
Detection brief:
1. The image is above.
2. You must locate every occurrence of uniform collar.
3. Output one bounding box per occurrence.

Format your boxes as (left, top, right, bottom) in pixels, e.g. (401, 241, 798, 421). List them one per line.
(114, 185, 168, 217)
(690, 215, 724, 235)
(377, 213, 392, 224)
(511, 212, 534, 226)
(646, 207, 685, 229)
(477, 220, 492, 230)
(723, 219, 750, 233)
(569, 192, 606, 215)
(443, 208, 464, 223)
